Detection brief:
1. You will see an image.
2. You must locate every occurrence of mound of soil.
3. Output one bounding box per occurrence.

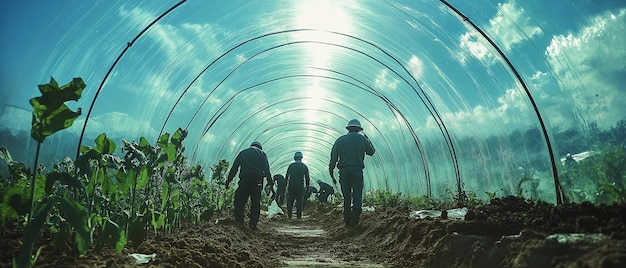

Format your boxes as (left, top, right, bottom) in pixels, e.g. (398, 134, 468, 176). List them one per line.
(1, 196, 625, 267)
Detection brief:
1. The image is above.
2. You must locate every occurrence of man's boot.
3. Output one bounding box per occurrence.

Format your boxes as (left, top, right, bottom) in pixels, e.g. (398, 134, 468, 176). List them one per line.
(343, 209, 352, 227)
(350, 209, 362, 226)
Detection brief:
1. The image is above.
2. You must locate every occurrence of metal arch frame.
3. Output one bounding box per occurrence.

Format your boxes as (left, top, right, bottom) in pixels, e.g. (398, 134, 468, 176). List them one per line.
(440, 0, 565, 204)
(75, 0, 187, 159)
(191, 74, 426, 196)
(170, 37, 446, 197)
(72, 0, 560, 203)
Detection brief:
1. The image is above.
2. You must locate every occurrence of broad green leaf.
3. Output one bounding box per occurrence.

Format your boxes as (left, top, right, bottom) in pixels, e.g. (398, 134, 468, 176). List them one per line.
(99, 219, 126, 253)
(45, 171, 86, 195)
(169, 189, 181, 201)
(157, 133, 170, 150)
(101, 167, 114, 196)
(75, 149, 99, 176)
(151, 211, 164, 231)
(18, 200, 53, 268)
(166, 143, 176, 162)
(79, 145, 92, 154)
(116, 169, 133, 196)
(2, 179, 30, 219)
(37, 77, 84, 101)
(139, 137, 150, 148)
(94, 133, 116, 155)
(136, 166, 150, 190)
(58, 197, 92, 255)
(30, 103, 81, 143)
(160, 184, 169, 210)
(30, 77, 85, 143)
(33, 174, 47, 203)
(170, 128, 187, 147)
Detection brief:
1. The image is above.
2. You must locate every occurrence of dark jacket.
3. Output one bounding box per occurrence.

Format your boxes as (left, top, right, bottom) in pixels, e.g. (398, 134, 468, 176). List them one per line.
(329, 132, 375, 170)
(286, 161, 310, 190)
(227, 146, 271, 184)
(274, 174, 287, 191)
(318, 181, 335, 194)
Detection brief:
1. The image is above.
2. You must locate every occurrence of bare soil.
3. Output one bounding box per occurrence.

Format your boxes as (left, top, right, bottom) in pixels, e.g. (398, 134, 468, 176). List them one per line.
(2, 196, 625, 267)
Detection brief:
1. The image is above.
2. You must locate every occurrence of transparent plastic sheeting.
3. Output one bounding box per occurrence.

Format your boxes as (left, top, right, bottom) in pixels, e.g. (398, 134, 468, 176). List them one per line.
(1, 0, 625, 203)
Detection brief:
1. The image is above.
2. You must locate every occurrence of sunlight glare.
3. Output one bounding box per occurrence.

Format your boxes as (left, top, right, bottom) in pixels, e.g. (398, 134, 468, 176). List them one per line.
(293, 0, 355, 66)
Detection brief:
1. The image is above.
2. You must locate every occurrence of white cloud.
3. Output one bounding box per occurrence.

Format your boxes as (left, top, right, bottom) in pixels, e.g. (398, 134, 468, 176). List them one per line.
(496, 88, 529, 116)
(458, 32, 493, 65)
(374, 69, 398, 91)
(408, 55, 424, 80)
(489, 1, 543, 51)
(116, 6, 229, 115)
(422, 86, 533, 137)
(545, 8, 626, 128)
(458, 0, 542, 65)
(444, 6, 626, 137)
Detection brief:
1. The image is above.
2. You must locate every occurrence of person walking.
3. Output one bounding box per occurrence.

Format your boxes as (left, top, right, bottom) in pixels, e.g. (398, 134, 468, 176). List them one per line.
(225, 141, 274, 230)
(329, 119, 375, 227)
(273, 174, 287, 207)
(315, 179, 335, 202)
(285, 151, 310, 219)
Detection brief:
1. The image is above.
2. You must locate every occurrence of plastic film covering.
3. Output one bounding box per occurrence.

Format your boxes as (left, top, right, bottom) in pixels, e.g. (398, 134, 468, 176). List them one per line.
(1, 0, 625, 203)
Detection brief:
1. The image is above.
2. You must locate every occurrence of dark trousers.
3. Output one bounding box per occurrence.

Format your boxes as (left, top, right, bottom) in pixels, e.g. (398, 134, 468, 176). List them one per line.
(286, 186, 304, 219)
(233, 174, 263, 226)
(339, 167, 364, 226)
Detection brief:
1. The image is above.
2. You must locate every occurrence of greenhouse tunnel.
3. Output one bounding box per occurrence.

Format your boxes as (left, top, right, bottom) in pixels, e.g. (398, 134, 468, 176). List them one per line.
(1, 0, 625, 205)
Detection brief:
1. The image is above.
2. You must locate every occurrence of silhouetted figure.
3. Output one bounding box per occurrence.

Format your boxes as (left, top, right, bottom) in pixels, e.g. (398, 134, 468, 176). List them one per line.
(329, 119, 375, 227)
(286, 151, 310, 219)
(226, 141, 273, 230)
(565, 153, 577, 166)
(316, 179, 335, 202)
(273, 174, 287, 207)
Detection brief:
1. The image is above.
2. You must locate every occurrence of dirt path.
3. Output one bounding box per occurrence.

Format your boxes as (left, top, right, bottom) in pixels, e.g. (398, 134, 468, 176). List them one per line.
(260, 211, 384, 267)
(2, 197, 626, 267)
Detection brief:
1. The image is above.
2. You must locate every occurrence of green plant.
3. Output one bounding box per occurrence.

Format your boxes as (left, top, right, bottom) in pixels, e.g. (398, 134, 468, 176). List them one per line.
(2, 76, 238, 266)
(559, 146, 626, 204)
(444, 184, 484, 208)
(363, 188, 442, 210)
(485, 190, 498, 200)
(595, 146, 626, 204)
(14, 77, 86, 268)
(205, 159, 234, 218)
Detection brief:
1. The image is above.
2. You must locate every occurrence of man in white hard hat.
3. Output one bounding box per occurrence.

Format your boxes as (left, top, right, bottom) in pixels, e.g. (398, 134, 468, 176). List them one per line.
(329, 119, 375, 227)
(285, 151, 310, 219)
(226, 141, 274, 230)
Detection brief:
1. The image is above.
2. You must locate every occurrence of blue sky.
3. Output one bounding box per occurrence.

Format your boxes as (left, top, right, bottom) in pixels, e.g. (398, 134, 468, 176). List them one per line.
(1, 0, 625, 197)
